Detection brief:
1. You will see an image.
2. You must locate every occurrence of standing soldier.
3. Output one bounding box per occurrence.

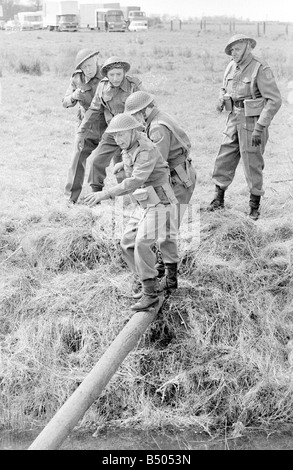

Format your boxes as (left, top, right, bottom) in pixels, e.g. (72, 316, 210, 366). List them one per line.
(124, 91, 196, 292)
(79, 56, 143, 193)
(208, 34, 282, 220)
(84, 114, 179, 312)
(63, 49, 107, 205)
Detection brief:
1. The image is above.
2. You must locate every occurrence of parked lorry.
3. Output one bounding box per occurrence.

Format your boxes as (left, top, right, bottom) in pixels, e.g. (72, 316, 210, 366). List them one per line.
(120, 5, 140, 22)
(17, 11, 43, 30)
(104, 8, 127, 32)
(128, 10, 146, 21)
(43, 0, 79, 31)
(128, 10, 148, 31)
(79, 2, 120, 29)
(79, 3, 126, 31)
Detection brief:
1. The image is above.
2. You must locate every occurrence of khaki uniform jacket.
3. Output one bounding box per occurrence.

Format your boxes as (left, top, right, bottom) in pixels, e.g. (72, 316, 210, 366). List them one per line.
(220, 52, 282, 127)
(62, 69, 102, 122)
(80, 75, 142, 132)
(107, 133, 170, 199)
(145, 108, 191, 169)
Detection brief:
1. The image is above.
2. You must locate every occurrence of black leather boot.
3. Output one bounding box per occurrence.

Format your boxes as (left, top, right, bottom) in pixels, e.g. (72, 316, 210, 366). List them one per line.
(160, 263, 178, 291)
(249, 194, 261, 221)
(207, 185, 225, 211)
(131, 278, 163, 311)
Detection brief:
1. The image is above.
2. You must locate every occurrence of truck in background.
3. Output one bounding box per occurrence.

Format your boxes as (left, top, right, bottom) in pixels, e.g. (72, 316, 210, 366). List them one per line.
(79, 2, 120, 29)
(17, 11, 43, 30)
(120, 5, 139, 23)
(127, 10, 148, 31)
(43, 0, 79, 31)
(104, 8, 127, 32)
(78, 3, 147, 32)
(128, 10, 146, 21)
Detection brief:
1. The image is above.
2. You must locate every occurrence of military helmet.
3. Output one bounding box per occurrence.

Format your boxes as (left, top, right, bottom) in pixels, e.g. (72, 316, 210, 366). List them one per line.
(75, 49, 99, 69)
(125, 91, 155, 114)
(101, 56, 131, 76)
(105, 113, 144, 134)
(225, 34, 256, 55)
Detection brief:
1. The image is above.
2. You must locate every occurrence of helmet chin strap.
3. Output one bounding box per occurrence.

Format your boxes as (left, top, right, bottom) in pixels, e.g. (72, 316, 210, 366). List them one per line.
(236, 41, 249, 64)
(127, 129, 137, 149)
(142, 108, 148, 121)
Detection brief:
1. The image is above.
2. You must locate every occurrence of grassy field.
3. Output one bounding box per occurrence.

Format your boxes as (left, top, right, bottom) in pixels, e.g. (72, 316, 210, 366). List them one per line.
(1, 24, 293, 441)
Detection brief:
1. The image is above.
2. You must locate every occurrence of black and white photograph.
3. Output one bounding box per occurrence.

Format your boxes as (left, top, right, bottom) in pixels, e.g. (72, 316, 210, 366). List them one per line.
(0, 0, 293, 454)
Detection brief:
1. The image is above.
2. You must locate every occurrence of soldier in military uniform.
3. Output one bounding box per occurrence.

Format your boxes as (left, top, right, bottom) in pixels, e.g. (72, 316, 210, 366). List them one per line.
(84, 114, 179, 312)
(62, 49, 107, 204)
(79, 56, 143, 193)
(208, 34, 282, 220)
(124, 91, 196, 292)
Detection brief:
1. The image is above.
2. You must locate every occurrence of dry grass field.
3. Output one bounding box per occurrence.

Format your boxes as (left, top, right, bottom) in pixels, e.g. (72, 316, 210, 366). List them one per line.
(1, 24, 293, 441)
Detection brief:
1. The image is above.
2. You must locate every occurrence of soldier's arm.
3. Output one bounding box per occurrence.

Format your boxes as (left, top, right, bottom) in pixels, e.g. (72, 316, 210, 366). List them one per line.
(216, 61, 234, 112)
(79, 82, 104, 131)
(256, 65, 282, 127)
(219, 60, 234, 99)
(149, 125, 171, 161)
(83, 150, 158, 206)
(107, 150, 157, 198)
(62, 77, 78, 108)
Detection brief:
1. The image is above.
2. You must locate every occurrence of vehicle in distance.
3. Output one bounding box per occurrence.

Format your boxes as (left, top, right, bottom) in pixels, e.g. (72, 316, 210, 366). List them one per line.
(128, 20, 148, 32)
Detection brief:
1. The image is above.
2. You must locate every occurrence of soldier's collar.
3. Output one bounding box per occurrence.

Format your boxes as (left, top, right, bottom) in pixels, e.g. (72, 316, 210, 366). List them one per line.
(118, 76, 129, 92)
(108, 76, 129, 91)
(126, 140, 139, 155)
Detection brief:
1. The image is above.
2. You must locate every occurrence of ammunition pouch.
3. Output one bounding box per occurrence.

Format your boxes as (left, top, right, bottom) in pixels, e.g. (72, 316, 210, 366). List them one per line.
(244, 98, 265, 117)
(170, 161, 193, 188)
(132, 184, 178, 208)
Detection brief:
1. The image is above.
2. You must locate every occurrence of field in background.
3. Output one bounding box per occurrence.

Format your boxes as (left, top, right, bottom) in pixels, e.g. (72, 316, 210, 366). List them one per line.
(1, 25, 293, 443)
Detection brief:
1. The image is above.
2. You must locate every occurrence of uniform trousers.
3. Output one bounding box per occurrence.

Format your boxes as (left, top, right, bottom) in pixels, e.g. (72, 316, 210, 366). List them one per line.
(120, 161, 196, 277)
(65, 117, 106, 203)
(121, 203, 179, 281)
(212, 108, 268, 196)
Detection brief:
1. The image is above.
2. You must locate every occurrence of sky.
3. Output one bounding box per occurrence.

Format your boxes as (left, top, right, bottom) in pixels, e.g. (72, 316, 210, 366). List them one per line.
(121, 0, 293, 22)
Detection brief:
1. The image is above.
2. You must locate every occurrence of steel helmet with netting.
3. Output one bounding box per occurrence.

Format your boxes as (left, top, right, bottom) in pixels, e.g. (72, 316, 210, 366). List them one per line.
(124, 91, 155, 115)
(105, 113, 144, 134)
(225, 34, 256, 55)
(101, 56, 131, 76)
(75, 49, 99, 69)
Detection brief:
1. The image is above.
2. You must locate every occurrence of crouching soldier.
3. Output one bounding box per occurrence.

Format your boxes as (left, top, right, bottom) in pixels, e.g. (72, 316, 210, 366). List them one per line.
(124, 91, 196, 291)
(84, 113, 179, 312)
(62, 49, 107, 204)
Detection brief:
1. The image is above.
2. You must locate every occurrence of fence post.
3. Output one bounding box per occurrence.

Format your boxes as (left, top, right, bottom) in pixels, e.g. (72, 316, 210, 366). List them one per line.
(286, 24, 289, 35)
(263, 21, 266, 35)
(170, 20, 173, 31)
(179, 19, 182, 30)
(257, 22, 260, 37)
